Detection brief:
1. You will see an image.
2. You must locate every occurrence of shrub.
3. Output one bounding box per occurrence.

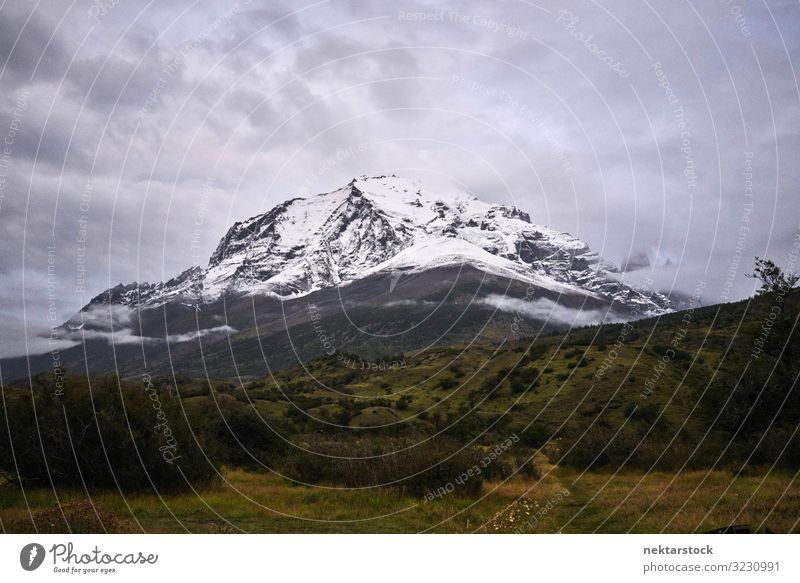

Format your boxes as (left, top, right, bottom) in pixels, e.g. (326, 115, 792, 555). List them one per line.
(438, 377, 458, 390)
(510, 378, 526, 394)
(203, 396, 286, 468)
(449, 364, 465, 378)
(281, 436, 485, 497)
(0, 375, 217, 493)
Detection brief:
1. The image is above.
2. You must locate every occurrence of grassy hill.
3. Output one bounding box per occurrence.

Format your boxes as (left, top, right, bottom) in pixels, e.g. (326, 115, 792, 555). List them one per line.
(1, 288, 798, 532)
(194, 286, 799, 470)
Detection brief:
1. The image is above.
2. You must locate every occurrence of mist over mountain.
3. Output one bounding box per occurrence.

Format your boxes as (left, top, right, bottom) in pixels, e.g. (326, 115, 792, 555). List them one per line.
(1, 175, 672, 380)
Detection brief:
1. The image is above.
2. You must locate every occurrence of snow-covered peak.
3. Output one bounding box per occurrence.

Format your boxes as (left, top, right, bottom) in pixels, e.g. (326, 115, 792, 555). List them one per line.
(353, 174, 471, 208)
(81, 175, 672, 316)
(350, 174, 532, 230)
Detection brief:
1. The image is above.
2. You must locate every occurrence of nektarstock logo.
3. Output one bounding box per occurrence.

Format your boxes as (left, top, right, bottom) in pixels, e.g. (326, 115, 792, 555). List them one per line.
(20, 543, 46, 571)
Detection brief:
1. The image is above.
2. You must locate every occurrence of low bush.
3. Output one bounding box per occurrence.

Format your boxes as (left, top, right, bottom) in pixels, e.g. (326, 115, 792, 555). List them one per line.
(0, 375, 217, 493)
(280, 436, 485, 497)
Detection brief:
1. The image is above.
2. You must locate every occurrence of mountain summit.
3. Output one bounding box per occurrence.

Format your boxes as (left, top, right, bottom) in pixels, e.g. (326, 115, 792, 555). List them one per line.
(0, 174, 672, 379)
(88, 174, 671, 315)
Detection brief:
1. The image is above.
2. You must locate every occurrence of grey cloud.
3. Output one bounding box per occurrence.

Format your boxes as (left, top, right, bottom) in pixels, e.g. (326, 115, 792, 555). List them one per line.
(1, 0, 799, 357)
(47, 323, 237, 348)
(479, 294, 619, 327)
(0, 8, 70, 82)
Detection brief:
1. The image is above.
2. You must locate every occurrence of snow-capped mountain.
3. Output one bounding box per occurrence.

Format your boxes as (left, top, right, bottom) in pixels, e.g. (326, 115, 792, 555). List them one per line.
(84, 174, 671, 316)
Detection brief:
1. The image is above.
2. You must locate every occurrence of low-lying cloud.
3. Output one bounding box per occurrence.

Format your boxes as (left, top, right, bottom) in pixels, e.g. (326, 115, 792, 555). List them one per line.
(479, 294, 618, 327)
(44, 323, 237, 349)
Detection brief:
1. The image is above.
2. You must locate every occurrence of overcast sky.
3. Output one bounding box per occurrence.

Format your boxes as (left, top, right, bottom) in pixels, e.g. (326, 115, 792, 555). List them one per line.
(1, 0, 799, 357)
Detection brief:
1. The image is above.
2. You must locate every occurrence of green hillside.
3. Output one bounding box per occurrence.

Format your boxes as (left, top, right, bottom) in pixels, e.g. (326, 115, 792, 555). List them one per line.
(2, 288, 798, 533)
(209, 286, 800, 471)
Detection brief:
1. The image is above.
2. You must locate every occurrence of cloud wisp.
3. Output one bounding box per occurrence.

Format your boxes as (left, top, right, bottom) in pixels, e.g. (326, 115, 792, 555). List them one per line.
(478, 294, 619, 328)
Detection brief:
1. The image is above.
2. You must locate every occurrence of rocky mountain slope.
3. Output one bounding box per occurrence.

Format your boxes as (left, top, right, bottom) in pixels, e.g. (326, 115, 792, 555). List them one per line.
(0, 175, 673, 381)
(83, 174, 671, 316)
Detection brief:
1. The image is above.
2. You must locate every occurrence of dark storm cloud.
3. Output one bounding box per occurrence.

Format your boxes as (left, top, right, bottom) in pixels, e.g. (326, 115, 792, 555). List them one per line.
(0, 8, 70, 83)
(1, 0, 799, 358)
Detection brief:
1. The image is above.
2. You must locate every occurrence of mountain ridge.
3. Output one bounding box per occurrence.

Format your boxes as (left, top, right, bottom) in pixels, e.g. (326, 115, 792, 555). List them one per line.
(1, 175, 677, 380)
(82, 174, 672, 317)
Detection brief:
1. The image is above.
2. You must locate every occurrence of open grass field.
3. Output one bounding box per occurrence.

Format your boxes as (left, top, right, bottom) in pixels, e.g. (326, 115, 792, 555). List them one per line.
(3, 460, 798, 533)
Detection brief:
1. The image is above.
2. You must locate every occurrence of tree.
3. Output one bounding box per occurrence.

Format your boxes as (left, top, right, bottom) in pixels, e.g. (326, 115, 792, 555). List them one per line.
(748, 257, 799, 296)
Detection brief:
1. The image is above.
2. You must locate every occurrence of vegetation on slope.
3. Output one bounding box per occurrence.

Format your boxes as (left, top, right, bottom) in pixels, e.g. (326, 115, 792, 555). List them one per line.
(1, 263, 798, 532)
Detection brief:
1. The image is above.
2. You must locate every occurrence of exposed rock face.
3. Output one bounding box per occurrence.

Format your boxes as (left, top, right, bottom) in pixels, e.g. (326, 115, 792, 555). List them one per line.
(81, 174, 671, 315)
